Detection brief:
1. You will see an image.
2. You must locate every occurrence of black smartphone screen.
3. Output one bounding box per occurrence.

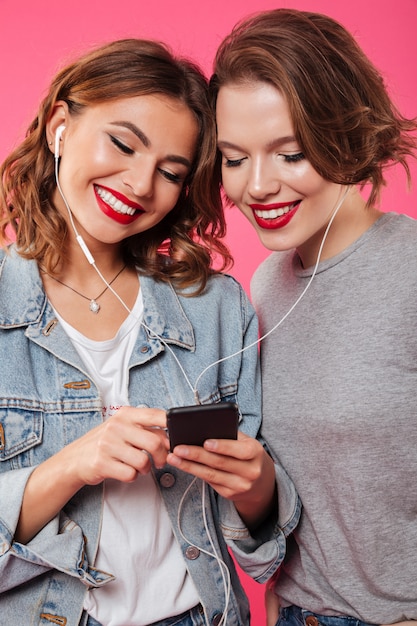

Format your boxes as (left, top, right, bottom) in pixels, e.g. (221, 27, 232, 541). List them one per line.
(167, 402, 239, 451)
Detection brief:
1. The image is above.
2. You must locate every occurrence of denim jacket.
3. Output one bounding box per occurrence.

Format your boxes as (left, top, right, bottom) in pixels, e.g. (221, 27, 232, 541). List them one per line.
(0, 246, 300, 626)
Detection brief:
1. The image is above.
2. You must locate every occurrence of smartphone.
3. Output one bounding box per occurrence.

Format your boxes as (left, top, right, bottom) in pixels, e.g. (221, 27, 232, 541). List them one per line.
(167, 402, 239, 451)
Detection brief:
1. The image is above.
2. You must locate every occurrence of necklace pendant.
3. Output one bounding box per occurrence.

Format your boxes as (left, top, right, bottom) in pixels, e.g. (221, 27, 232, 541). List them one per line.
(89, 299, 100, 314)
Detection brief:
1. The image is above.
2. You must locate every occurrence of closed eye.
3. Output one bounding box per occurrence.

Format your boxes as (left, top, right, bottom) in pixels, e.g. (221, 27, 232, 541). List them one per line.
(282, 152, 305, 163)
(224, 156, 247, 168)
(109, 134, 184, 185)
(109, 135, 134, 155)
(158, 169, 183, 185)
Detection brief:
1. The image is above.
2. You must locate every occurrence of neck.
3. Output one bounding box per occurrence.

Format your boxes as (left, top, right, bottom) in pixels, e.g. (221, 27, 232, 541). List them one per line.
(53, 190, 125, 278)
(59, 235, 125, 282)
(297, 188, 382, 269)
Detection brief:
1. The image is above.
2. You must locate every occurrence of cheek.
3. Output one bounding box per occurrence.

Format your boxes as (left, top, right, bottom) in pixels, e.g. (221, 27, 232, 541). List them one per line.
(221, 169, 242, 202)
(60, 143, 109, 186)
(286, 161, 328, 194)
(158, 185, 183, 214)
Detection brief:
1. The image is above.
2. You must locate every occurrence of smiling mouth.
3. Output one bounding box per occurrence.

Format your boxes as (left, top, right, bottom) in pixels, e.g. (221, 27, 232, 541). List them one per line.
(252, 201, 300, 219)
(95, 185, 139, 217)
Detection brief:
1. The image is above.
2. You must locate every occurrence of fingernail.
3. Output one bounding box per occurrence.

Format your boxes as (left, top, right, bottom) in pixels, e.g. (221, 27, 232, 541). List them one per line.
(167, 453, 181, 466)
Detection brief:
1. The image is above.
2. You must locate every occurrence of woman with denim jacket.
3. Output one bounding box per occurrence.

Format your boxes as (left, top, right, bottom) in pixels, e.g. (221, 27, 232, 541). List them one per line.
(0, 39, 298, 626)
(210, 8, 417, 626)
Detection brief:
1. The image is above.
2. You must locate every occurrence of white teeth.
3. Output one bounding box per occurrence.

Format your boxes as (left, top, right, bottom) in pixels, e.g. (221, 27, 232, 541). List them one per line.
(254, 202, 297, 219)
(96, 186, 136, 216)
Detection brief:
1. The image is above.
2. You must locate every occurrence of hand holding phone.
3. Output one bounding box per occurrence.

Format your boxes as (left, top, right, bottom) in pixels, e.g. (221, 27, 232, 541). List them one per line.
(166, 402, 239, 451)
(166, 402, 276, 530)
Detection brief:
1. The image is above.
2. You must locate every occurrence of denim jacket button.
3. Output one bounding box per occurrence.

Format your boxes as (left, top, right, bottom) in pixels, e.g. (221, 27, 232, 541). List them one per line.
(185, 546, 200, 560)
(140, 345, 149, 353)
(159, 472, 176, 488)
(211, 613, 223, 625)
(305, 617, 319, 626)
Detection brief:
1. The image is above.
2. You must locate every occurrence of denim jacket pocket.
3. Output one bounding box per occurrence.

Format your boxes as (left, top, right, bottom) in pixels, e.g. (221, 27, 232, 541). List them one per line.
(0, 407, 43, 467)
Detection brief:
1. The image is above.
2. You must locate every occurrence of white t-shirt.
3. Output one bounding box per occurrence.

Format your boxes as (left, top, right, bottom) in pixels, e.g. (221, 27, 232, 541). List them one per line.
(55, 288, 199, 626)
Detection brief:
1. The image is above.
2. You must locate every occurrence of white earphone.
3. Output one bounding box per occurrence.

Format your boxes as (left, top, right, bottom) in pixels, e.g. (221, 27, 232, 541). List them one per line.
(53, 123, 95, 265)
(54, 124, 66, 159)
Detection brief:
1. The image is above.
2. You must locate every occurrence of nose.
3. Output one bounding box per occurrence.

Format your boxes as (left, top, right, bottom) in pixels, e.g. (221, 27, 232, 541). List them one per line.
(247, 156, 281, 200)
(123, 158, 155, 199)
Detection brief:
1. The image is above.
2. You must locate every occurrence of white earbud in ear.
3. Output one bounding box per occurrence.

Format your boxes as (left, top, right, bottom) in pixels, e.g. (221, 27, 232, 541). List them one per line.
(54, 125, 66, 159)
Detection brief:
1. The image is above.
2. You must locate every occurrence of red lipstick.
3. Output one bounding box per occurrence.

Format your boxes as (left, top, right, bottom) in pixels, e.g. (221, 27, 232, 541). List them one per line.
(249, 200, 301, 230)
(94, 184, 145, 225)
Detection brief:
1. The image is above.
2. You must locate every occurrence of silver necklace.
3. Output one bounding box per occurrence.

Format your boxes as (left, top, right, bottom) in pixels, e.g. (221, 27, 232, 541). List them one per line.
(45, 265, 126, 314)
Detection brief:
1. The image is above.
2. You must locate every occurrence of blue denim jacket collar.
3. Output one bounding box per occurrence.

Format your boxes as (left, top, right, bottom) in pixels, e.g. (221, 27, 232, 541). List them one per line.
(0, 246, 195, 351)
(0, 246, 47, 327)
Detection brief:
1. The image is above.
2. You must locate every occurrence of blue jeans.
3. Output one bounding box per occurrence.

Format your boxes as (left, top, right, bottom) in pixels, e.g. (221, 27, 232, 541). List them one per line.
(277, 606, 378, 626)
(86, 603, 206, 626)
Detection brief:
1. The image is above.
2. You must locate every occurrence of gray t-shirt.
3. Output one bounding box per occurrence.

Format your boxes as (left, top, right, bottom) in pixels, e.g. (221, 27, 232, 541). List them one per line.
(251, 213, 417, 623)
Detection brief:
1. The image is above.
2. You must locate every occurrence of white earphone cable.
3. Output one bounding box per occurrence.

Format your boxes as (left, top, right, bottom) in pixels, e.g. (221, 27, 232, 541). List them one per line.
(193, 185, 351, 391)
(55, 154, 351, 399)
(176, 477, 231, 626)
(54, 153, 351, 624)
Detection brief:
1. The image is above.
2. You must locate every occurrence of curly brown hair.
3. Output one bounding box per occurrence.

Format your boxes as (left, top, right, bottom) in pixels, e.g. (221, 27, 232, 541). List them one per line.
(0, 38, 229, 293)
(210, 9, 417, 208)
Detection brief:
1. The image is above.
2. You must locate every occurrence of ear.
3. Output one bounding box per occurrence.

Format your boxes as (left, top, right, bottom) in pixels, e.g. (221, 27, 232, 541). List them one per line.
(46, 101, 69, 157)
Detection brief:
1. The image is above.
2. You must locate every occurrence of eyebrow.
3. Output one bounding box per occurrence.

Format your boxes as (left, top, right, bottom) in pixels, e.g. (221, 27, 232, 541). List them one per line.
(217, 136, 298, 151)
(110, 121, 193, 168)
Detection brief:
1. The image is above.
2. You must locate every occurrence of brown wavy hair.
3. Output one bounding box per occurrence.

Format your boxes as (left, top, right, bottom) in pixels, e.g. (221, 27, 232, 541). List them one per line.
(210, 9, 417, 208)
(0, 38, 229, 293)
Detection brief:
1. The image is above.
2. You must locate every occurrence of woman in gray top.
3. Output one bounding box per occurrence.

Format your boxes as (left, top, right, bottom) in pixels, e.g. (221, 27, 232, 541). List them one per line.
(210, 8, 417, 626)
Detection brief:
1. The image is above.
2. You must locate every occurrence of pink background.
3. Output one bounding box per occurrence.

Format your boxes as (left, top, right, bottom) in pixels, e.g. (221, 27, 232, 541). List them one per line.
(1, 0, 416, 622)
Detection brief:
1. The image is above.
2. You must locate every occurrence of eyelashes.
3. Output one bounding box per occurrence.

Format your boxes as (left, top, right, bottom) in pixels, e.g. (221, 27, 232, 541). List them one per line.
(110, 135, 134, 155)
(282, 152, 305, 163)
(224, 157, 246, 168)
(158, 169, 182, 185)
(109, 135, 184, 185)
(223, 152, 306, 168)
